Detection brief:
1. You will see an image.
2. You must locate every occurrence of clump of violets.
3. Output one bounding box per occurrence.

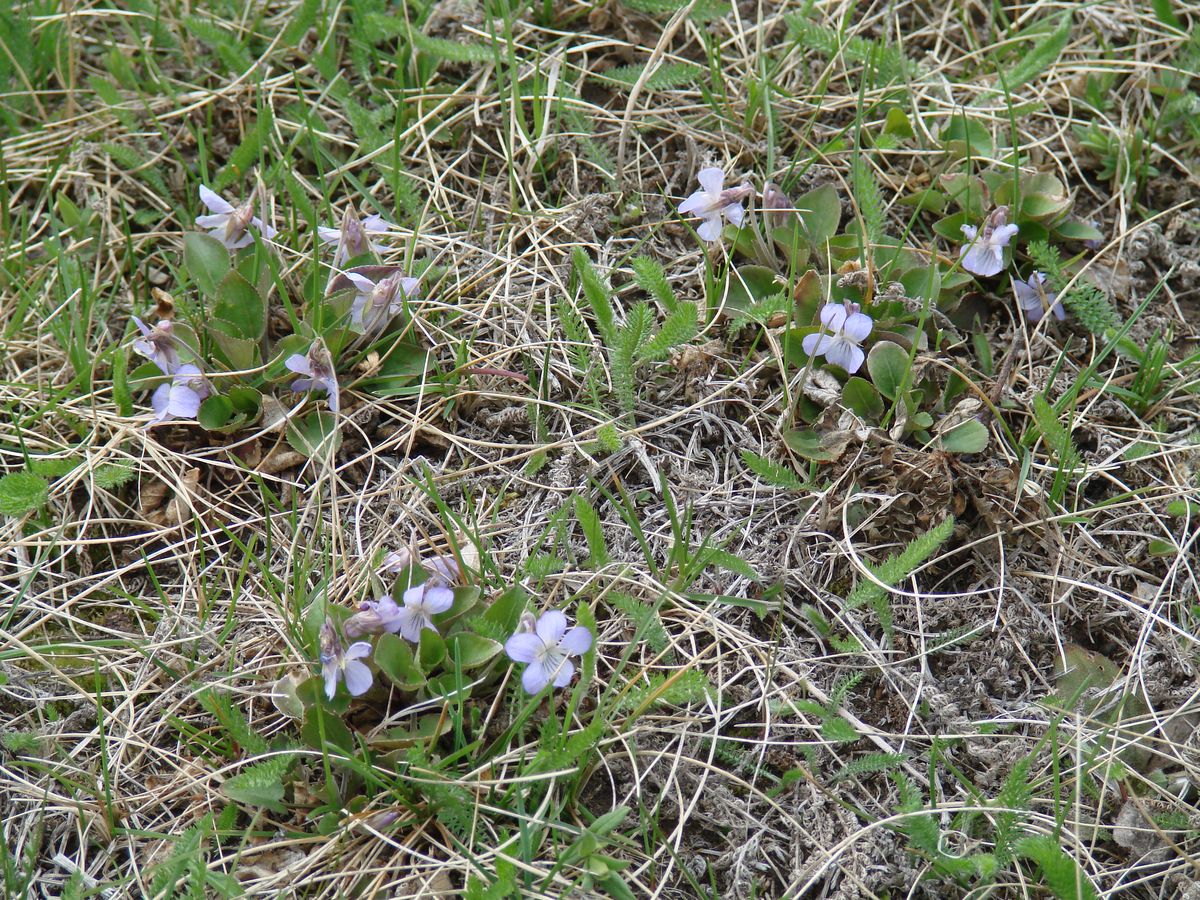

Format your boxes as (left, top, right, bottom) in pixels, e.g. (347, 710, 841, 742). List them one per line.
(318, 207, 390, 268)
(504, 610, 592, 694)
(132, 318, 181, 374)
(959, 206, 1018, 277)
(149, 364, 209, 426)
(196, 185, 277, 250)
(378, 548, 461, 585)
(344, 270, 419, 331)
(678, 167, 753, 243)
(286, 340, 339, 412)
(1014, 271, 1065, 323)
(802, 302, 874, 374)
(320, 621, 373, 699)
(346, 581, 454, 642)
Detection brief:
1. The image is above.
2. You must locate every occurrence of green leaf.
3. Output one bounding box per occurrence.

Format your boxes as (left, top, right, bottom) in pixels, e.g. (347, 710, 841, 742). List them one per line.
(197, 394, 235, 431)
(940, 116, 994, 159)
(210, 330, 260, 370)
(480, 584, 528, 636)
(220, 755, 292, 812)
(375, 633, 426, 690)
(842, 377, 884, 420)
(447, 633, 503, 669)
(30, 457, 79, 477)
(597, 61, 704, 91)
(418, 628, 446, 670)
(723, 265, 783, 313)
(1015, 836, 1098, 900)
(782, 428, 847, 463)
(866, 341, 910, 400)
(574, 494, 608, 567)
(821, 716, 859, 743)
(1151, 0, 1182, 28)
(574, 249, 616, 343)
(183, 232, 231, 297)
(1053, 219, 1104, 243)
(0, 472, 49, 516)
(92, 462, 135, 490)
(939, 419, 989, 453)
(361, 340, 432, 397)
(286, 411, 341, 458)
(795, 183, 841, 247)
(410, 32, 493, 64)
(213, 270, 266, 341)
(740, 450, 805, 489)
(631, 255, 676, 310)
(1002, 14, 1071, 92)
(638, 302, 698, 361)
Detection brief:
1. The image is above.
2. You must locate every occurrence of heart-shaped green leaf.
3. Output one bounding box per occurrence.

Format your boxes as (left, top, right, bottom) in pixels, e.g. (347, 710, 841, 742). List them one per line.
(183, 232, 231, 297)
(214, 270, 266, 340)
(842, 377, 884, 420)
(447, 632, 503, 670)
(866, 341, 910, 400)
(939, 419, 989, 453)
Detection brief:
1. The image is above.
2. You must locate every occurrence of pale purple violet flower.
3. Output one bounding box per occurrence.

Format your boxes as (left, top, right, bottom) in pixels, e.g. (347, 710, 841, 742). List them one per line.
(343, 270, 419, 330)
(678, 167, 753, 243)
(1014, 271, 1065, 323)
(132, 317, 180, 374)
(196, 184, 278, 250)
(761, 182, 796, 227)
(149, 364, 209, 426)
(504, 610, 592, 694)
(319, 621, 373, 700)
(801, 302, 873, 374)
(318, 208, 390, 267)
(378, 548, 414, 575)
(344, 594, 404, 639)
(389, 582, 455, 643)
(425, 555, 460, 586)
(286, 341, 339, 412)
(959, 206, 1018, 278)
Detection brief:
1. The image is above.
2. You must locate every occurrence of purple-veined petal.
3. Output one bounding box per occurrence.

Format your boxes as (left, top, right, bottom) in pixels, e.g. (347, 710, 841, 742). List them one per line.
(535, 610, 568, 644)
(842, 312, 874, 343)
(323, 662, 339, 699)
(961, 245, 1001, 277)
(199, 185, 234, 215)
(558, 626, 592, 656)
(801, 333, 831, 357)
(317, 225, 340, 244)
(549, 657, 576, 688)
(320, 376, 339, 411)
(399, 277, 420, 298)
(350, 295, 369, 325)
(723, 202, 746, 227)
(345, 641, 373, 661)
(825, 339, 865, 374)
(696, 167, 725, 195)
(290, 377, 315, 394)
(521, 661, 550, 694)
(960, 224, 978, 241)
(285, 354, 311, 375)
(505, 632, 543, 664)
(342, 660, 373, 696)
(401, 583, 427, 609)
(695, 215, 723, 243)
(1050, 301, 1066, 321)
(396, 607, 424, 643)
(424, 585, 454, 615)
(1013, 278, 1040, 312)
(133, 317, 151, 337)
(227, 231, 256, 250)
(677, 191, 709, 216)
